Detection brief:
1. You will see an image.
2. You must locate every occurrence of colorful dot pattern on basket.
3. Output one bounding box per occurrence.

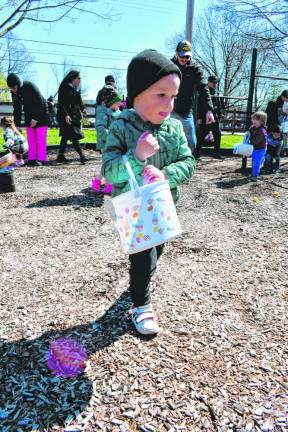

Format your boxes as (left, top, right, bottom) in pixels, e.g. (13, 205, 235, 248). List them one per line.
(113, 192, 179, 252)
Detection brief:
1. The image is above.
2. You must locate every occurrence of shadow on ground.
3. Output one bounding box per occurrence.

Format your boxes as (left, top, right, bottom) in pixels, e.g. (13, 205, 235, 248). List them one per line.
(0, 291, 132, 430)
(215, 177, 249, 189)
(26, 188, 105, 208)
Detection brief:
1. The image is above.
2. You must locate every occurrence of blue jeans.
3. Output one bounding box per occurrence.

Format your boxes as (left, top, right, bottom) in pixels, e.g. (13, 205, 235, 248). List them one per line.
(252, 148, 266, 177)
(172, 112, 196, 151)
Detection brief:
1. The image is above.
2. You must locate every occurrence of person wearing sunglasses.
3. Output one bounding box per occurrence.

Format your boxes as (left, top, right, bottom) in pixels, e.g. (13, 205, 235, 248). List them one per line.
(171, 40, 215, 154)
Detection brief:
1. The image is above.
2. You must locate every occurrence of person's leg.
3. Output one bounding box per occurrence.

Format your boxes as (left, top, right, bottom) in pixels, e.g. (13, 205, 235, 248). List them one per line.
(282, 133, 288, 156)
(251, 149, 266, 178)
(172, 112, 196, 153)
(264, 146, 273, 172)
(129, 243, 165, 307)
(241, 156, 247, 172)
(274, 144, 281, 172)
(72, 140, 87, 164)
(57, 137, 68, 161)
(195, 123, 207, 159)
(35, 126, 48, 162)
(129, 243, 165, 335)
(213, 121, 223, 158)
(26, 127, 37, 162)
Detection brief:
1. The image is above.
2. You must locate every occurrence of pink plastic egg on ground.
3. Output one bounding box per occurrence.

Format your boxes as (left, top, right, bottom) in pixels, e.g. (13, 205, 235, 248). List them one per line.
(47, 337, 87, 378)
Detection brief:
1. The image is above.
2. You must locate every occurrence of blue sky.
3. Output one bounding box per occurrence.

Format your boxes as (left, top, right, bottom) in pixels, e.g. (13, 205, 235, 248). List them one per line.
(12, 0, 209, 100)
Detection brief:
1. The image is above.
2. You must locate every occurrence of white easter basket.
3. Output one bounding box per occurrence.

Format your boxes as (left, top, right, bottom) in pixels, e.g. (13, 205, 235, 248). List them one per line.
(105, 155, 182, 254)
(233, 133, 253, 157)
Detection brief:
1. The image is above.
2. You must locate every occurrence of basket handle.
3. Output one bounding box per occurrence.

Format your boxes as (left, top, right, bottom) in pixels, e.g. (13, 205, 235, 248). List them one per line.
(122, 155, 141, 196)
(243, 132, 250, 145)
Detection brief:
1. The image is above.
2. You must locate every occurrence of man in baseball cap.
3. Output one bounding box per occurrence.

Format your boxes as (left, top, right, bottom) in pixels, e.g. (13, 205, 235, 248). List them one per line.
(171, 40, 214, 154)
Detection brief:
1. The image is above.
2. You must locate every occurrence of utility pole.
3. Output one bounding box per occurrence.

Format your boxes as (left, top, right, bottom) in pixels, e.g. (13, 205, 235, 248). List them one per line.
(185, 0, 195, 44)
(245, 48, 257, 129)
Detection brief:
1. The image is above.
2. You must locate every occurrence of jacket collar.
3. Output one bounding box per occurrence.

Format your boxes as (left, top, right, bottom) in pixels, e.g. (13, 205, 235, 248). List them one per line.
(119, 109, 170, 132)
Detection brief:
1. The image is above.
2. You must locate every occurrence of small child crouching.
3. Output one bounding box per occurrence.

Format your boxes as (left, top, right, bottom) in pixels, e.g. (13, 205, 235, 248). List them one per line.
(265, 124, 282, 174)
(1, 116, 28, 167)
(93, 85, 122, 194)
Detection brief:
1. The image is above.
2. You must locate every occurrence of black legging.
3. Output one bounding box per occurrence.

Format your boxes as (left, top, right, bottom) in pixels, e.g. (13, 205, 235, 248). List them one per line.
(129, 244, 165, 307)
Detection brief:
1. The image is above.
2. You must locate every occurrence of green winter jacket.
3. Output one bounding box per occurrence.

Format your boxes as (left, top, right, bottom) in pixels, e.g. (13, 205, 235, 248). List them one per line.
(95, 105, 120, 150)
(101, 109, 195, 202)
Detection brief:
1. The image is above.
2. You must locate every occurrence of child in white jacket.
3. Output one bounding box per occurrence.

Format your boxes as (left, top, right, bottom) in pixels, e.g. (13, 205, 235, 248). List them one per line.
(1, 116, 28, 166)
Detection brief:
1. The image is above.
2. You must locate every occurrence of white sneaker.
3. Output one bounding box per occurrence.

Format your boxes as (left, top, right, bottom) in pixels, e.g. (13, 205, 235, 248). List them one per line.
(130, 304, 160, 335)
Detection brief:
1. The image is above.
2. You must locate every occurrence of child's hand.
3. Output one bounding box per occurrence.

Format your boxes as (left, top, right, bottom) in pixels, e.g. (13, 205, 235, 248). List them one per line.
(143, 165, 166, 184)
(135, 131, 159, 161)
(206, 110, 215, 124)
(30, 119, 38, 128)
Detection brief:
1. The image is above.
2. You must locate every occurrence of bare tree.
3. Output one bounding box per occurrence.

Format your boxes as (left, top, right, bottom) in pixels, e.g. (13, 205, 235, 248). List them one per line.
(0, 1, 113, 38)
(0, 72, 10, 101)
(0, 32, 35, 78)
(50, 59, 90, 101)
(50, 57, 76, 91)
(166, 6, 285, 110)
(216, 0, 288, 41)
(215, 0, 288, 69)
(109, 68, 126, 97)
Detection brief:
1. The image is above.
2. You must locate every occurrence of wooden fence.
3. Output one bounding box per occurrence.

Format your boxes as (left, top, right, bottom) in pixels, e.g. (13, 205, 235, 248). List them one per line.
(0, 102, 247, 133)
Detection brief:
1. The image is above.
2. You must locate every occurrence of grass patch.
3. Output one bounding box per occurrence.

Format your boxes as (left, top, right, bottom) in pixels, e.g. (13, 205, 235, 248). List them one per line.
(0, 128, 96, 151)
(221, 133, 244, 149)
(0, 127, 242, 151)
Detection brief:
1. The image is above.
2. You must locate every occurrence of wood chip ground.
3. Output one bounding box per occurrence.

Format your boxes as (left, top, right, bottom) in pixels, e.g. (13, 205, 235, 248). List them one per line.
(0, 150, 287, 431)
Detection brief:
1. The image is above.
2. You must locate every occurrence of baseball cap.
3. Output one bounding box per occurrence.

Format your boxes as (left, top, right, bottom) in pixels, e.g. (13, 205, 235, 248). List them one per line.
(176, 40, 192, 57)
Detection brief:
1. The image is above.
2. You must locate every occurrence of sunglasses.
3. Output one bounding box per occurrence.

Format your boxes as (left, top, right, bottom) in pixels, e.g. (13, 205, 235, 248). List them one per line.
(179, 55, 191, 60)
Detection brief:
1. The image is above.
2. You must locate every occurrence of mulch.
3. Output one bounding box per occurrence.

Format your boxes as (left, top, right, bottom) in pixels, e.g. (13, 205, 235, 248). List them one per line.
(0, 149, 287, 431)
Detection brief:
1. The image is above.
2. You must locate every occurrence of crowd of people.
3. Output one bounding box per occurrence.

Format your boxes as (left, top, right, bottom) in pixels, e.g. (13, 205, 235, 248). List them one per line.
(3, 39, 287, 174)
(1, 41, 288, 336)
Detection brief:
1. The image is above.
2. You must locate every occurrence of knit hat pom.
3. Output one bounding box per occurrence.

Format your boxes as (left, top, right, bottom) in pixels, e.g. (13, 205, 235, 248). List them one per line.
(127, 49, 181, 106)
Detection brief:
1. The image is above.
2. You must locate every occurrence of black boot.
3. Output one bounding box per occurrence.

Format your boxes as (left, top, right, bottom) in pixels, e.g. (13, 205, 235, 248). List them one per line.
(56, 154, 69, 163)
(274, 158, 280, 174)
(80, 156, 88, 165)
(73, 141, 88, 164)
(213, 152, 224, 160)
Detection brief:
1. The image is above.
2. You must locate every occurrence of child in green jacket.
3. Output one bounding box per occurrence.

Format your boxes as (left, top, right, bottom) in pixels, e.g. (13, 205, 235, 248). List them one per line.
(102, 50, 195, 335)
(93, 85, 121, 193)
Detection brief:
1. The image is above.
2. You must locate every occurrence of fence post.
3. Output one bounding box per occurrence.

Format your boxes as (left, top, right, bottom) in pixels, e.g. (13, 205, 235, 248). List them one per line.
(232, 109, 236, 134)
(246, 48, 257, 129)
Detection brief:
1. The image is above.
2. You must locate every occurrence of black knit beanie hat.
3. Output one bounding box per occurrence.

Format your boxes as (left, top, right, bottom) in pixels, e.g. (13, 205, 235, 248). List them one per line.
(127, 49, 181, 106)
(7, 73, 21, 88)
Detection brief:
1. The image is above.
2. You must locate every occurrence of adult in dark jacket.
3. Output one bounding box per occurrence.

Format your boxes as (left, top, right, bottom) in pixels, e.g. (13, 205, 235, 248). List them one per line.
(196, 75, 224, 159)
(56, 70, 87, 164)
(96, 75, 116, 106)
(47, 96, 58, 127)
(171, 40, 214, 152)
(7, 73, 48, 166)
(265, 89, 288, 132)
